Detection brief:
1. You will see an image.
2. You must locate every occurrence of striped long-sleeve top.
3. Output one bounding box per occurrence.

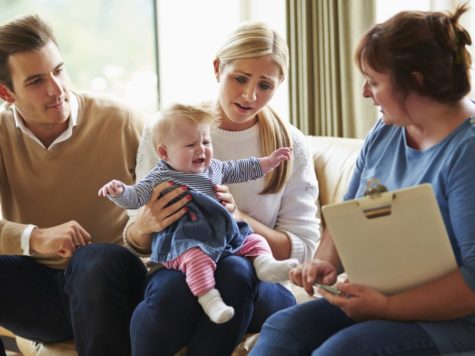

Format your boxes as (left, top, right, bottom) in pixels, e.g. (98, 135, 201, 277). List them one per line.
(110, 158, 264, 209)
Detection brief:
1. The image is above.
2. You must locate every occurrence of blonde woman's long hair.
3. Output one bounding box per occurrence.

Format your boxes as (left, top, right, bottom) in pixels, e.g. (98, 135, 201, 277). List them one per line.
(215, 21, 292, 194)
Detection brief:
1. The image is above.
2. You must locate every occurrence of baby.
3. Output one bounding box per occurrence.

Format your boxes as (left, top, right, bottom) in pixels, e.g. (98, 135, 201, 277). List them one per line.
(98, 103, 298, 324)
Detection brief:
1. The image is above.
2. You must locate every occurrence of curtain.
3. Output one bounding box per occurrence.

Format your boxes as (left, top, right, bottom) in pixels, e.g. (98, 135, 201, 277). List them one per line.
(286, 0, 378, 138)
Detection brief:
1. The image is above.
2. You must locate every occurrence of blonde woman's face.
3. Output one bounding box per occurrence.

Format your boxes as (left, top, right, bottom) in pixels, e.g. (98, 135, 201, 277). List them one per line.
(216, 55, 281, 131)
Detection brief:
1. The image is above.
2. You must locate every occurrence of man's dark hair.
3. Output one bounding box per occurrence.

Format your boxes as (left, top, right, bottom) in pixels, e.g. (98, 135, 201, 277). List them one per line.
(0, 14, 57, 91)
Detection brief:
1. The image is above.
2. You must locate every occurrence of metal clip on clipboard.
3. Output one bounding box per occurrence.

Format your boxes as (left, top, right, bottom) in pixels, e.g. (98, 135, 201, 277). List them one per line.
(358, 178, 394, 219)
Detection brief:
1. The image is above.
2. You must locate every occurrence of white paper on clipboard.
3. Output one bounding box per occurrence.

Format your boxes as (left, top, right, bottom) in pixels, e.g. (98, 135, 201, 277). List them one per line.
(322, 183, 457, 295)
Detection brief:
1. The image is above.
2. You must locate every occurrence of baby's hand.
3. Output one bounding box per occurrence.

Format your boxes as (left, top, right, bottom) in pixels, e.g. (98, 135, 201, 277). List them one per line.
(268, 147, 292, 168)
(98, 179, 124, 197)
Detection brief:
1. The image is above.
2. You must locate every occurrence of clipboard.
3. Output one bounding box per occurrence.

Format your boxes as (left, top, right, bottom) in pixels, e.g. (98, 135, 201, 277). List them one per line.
(322, 182, 457, 295)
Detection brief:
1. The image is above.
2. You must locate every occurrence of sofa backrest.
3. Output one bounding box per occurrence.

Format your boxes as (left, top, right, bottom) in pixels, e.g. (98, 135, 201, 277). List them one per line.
(306, 136, 363, 207)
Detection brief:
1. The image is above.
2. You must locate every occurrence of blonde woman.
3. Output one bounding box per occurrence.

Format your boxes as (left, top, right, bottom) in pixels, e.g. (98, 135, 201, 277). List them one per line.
(125, 22, 320, 355)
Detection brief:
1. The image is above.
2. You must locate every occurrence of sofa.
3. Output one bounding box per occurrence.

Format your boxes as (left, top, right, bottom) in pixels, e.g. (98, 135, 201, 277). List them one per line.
(0, 135, 364, 355)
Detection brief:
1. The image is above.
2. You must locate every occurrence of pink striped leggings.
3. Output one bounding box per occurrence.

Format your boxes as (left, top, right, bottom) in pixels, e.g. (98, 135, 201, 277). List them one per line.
(163, 233, 272, 297)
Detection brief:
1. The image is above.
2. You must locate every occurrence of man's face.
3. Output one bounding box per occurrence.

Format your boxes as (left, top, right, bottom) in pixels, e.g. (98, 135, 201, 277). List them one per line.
(1, 40, 71, 128)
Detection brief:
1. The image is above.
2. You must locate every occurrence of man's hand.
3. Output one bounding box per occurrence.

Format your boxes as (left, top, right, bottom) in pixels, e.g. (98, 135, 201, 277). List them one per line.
(98, 179, 124, 197)
(30, 221, 91, 257)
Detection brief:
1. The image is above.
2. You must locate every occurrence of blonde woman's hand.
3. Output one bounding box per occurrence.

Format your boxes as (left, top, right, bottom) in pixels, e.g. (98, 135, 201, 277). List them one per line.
(131, 182, 192, 246)
(214, 184, 242, 220)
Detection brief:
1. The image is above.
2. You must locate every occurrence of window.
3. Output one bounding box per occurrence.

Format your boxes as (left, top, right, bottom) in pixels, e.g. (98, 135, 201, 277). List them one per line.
(0, 0, 157, 114)
(1, 0, 288, 118)
(157, 0, 288, 118)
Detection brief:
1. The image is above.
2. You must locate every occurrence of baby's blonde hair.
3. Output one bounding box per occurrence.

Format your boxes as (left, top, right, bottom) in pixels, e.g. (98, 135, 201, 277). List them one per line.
(152, 103, 219, 147)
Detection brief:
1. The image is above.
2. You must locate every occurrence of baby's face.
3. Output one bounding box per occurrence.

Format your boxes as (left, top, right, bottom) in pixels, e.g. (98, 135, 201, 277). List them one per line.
(163, 118, 213, 173)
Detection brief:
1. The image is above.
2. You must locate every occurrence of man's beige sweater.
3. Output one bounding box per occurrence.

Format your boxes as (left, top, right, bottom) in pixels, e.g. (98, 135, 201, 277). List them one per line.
(0, 93, 144, 269)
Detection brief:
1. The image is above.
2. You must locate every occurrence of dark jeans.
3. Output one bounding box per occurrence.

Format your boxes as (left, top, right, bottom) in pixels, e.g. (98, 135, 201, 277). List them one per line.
(130, 254, 296, 356)
(250, 297, 440, 356)
(0, 244, 146, 356)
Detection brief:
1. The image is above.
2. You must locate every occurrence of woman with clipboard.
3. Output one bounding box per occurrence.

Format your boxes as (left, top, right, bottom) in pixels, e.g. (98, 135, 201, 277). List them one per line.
(251, 4, 475, 355)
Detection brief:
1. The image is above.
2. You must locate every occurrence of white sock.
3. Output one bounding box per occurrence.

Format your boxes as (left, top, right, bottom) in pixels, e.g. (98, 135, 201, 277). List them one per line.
(198, 288, 234, 324)
(253, 255, 299, 282)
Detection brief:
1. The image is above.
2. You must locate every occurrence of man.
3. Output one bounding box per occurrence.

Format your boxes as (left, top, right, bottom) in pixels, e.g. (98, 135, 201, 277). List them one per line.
(0, 14, 147, 355)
